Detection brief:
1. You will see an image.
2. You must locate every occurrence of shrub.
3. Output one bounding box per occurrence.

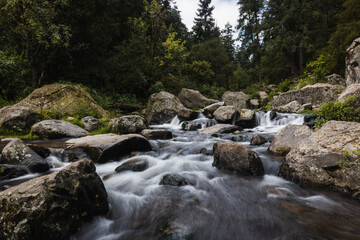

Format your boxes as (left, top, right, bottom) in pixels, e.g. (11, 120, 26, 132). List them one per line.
(278, 78, 292, 92)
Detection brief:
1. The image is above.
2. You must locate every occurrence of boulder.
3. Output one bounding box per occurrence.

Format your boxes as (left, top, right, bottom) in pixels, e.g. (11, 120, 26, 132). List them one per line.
(221, 91, 249, 111)
(213, 106, 237, 123)
(1, 138, 49, 172)
(177, 108, 198, 121)
(177, 88, 218, 108)
(280, 121, 360, 198)
(0, 160, 109, 240)
(268, 125, 312, 156)
(181, 122, 201, 131)
(81, 116, 103, 132)
(267, 85, 278, 93)
(64, 134, 151, 163)
(115, 158, 148, 173)
(0, 106, 42, 130)
(141, 129, 173, 140)
(15, 83, 107, 117)
(159, 174, 189, 186)
(271, 83, 344, 110)
(145, 91, 187, 125)
(213, 142, 264, 176)
(109, 115, 146, 134)
(258, 91, 268, 106)
(31, 120, 90, 139)
(326, 74, 346, 86)
(272, 101, 302, 113)
(250, 135, 267, 146)
(337, 83, 360, 102)
(198, 124, 241, 135)
(203, 102, 225, 117)
(345, 37, 360, 86)
(0, 164, 28, 181)
(249, 99, 259, 109)
(235, 109, 256, 128)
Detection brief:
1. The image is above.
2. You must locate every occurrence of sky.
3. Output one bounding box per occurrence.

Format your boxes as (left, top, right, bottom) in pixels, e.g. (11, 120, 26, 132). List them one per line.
(175, 0, 239, 32)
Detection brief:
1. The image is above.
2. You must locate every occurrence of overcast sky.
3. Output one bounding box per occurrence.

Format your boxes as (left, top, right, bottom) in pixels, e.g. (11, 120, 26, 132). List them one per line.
(175, 0, 239, 31)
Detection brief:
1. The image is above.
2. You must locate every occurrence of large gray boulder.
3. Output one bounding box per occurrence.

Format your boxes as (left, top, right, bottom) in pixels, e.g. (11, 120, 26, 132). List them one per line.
(0, 105, 42, 130)
(213, 142, 264, 176)
(272, 101, 302, 113)
(141, 129, 173, 140)
(213, 106, 237, 123)
(109, 115, 146, 134)
(198, 124, 241, 135)
(81, 116, 103, 132)
(203, 102, 225, 117)
(221, 91, 249, 111)
(145, 91, 187, 125)
(0, 160, 109, 240)
(280, 121, 360, 198)
(337, 83, 360, 102)
(326, 74, 346, 86)
(177, 88, 218, 108)
(345, 37, 360, 86)
(235, 109, 256, 128)
(271, 83, 344, 109)
(268, 125, 312, 156)
(1, 138, 49, 173)
(64, 134, 152, 163)
(31, 120, 90, 139)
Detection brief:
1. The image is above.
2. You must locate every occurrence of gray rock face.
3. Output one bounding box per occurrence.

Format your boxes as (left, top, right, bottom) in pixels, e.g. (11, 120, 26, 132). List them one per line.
(345, 37, 360, 86)
(1, 138, 49, 173)
(31, 120, 90, 139)
(64, 134, 152, 163)
(159, 174, 189, 186)
(250, 135, 267, 146)
(271, 83, 344, 109)
(268, 125, 312, 156)
(326, 74, 346, 86)
(213, 142, 264, 176)
(221, 91, 249, 111)
(213, 106, 237, 123)
(81, 116, 103, 131)
(272, 100, 302, 113)
(0, 105, 42, 130)
(198, 124, 241, 135)
(178, 88, 218, 108)
(145, 91, 187, 125)
(141, 129, 173, 139)
(337, 83, 360, 102)
(110, 115, 146, 134)
(0, 164, 28, 181)
(280, 121, 360, 198)
(115, 158, 148, 173)
(203, 102, 225, 117)
(0, 160, 109, 240)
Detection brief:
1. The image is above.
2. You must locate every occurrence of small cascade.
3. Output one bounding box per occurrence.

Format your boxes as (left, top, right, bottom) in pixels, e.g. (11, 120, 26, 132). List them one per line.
(254, 111, 305, 133)
(170, 115, 181, 126)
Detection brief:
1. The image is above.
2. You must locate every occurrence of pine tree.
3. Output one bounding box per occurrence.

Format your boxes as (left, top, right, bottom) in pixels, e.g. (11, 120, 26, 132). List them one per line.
(221, 23, 236, 62)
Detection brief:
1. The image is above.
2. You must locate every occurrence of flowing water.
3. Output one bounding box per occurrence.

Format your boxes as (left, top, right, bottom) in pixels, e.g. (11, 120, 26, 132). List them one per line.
(3, 112, 360, 239)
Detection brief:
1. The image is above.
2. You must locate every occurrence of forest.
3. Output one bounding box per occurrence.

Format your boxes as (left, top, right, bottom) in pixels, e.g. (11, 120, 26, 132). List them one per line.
(0, 0, 359, 110)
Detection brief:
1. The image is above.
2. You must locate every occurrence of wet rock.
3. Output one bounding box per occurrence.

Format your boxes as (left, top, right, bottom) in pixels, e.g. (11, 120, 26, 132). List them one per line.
(81, 116, 103, 131)
(221, 91, 249, 111)
(337, 83, 360, 102)
(213, 106, 237, 123)
(0, 160, 109, 240)
(0, 164, 28, 181)
(326, 74, 346, 86)
(109, 115, 146, 134)
(203, 102, 225, 117)
(213, 142, 264, 176)
(250, 135, 267, 146)
(0, 105, 42, 130)
(270, 111, 277, 120)
(145, 91, 188, 125)
(177, 88, 218, 108)
(159, 173, 189, 186)
(141, 129, 173, 140)
(64, 134, 152, 163)
(272, 101, 302, 113)
(199, 148, 213, 156)
(177, 108, 198, 121)
(198, 124, 241, 135)
(304, 113, 318, 128)
(1, 138, 49, 172)
(27, 144, 52, 159)
(31, 120, 90, 139)
(15, 83, 107, 117)
(235, 109, 256, 128)
(249, 99, 259, 109)
(345, 37, 360, 86)
(115, 158, 148, 173)
(181, 122, 201, 131)
(268, 125, 312, 156)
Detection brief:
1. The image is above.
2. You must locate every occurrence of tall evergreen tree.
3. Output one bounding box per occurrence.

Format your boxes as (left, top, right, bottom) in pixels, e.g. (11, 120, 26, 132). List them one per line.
(221, 23, 236, 62)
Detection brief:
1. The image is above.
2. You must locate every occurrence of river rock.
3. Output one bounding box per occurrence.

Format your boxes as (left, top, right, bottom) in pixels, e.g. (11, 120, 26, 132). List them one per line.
(258, 91, 268, 106)
(110, 115, 146, 134)
(221, 91, 249, 111)
(177, 108, 198, 121)
(1, 138, 49, 172)
(203, 102, 225, 117)
(181, 122, 201, 131)
(0, 164, 28, 181)
(337, 83, 360, 102)
(271, 83, 344, 110)
(213, 142, 264, 176)
(198, 124, 241, 135)
(250, 135, 267, 146)
(178, 88, 218, 108)
(31, 120, 90, 139)
(235, 109, 256, 128)
(81, 116, 103, 131)
(213, 106, 237, 123)
(0, 160, 109, 240)
(272, 101, 302, 113)
(0, 105, 42, 130)
(345, 37, 360, 86)
(64, 134, 151, 163)
(115, 158, 148, 173)
(268, 125, 312, 156)
(141, 129, 173, 139)
(159, 173, 189, 186)
(280, 121, 360, 198)
(145, 91, 187, 125)
(326, 74, 346, 86)
(249, 99, 259, 109)
(15, 83, 107, 117)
